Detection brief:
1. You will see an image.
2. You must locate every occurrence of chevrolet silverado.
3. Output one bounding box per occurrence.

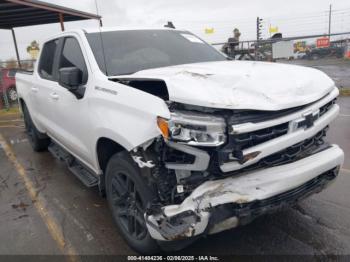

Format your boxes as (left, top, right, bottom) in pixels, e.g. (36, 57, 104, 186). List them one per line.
(16, 27, 344, 254)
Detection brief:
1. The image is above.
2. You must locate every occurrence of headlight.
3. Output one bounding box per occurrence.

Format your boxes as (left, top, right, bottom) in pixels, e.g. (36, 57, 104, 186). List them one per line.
(157, 111, 226, 147)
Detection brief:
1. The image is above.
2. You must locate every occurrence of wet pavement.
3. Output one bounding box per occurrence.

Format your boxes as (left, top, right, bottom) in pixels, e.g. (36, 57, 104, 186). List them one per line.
(0, 97, 349, 257)
(280, 58, 350, 88)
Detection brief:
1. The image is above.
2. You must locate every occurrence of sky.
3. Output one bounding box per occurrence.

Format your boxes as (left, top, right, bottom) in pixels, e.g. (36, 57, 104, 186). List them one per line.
(0, 0, 350, 61)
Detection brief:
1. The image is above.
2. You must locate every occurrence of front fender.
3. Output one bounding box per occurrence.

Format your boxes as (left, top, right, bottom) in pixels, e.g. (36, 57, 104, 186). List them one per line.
(89, 76, 171, 171)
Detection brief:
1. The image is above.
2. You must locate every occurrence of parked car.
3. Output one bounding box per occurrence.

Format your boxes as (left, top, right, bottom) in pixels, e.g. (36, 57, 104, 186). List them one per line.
(306, 46, 345, 60)
(290, 51, 307, 60)
(0, 68, 17, 102)
(16, 28, 344, 254)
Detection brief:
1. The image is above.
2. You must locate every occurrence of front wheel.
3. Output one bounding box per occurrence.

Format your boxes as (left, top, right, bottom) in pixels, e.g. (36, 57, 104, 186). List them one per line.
(105, 152, 160, 254)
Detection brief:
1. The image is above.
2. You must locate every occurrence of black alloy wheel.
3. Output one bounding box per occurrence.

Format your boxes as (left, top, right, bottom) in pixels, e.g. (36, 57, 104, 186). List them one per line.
(110, 171, 148, 240)
(106, 152, 159, 254)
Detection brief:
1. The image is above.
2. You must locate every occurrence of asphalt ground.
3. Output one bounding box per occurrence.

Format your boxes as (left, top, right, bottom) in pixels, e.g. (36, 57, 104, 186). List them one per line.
(280, 58, 350, 88)
(0, 97, 349, 259)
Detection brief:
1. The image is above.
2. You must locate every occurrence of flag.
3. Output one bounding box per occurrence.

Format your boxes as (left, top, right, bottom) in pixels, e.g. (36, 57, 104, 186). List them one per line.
(269, 26, 279, 34)
(205, 28, 215, 34)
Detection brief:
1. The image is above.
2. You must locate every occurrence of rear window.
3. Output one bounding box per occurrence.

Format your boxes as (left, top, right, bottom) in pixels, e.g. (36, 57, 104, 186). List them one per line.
(38, 39, 59, 80)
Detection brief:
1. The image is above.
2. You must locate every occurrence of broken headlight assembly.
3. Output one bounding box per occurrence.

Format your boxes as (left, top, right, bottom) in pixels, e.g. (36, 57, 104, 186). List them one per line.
(157, 111, 226, 147)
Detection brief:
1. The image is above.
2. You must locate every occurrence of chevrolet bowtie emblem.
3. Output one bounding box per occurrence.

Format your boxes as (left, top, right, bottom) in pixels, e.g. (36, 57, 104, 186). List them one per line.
(304, 113, 315, 128)
(289, 110, 320, 132)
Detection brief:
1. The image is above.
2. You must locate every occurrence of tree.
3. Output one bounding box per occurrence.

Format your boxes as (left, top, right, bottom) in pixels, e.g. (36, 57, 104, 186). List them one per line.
(26, 40, 40, 59)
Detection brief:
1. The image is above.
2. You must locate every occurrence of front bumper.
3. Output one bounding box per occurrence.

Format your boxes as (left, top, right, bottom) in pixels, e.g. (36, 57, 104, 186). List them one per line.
(145, 144, 344, 241)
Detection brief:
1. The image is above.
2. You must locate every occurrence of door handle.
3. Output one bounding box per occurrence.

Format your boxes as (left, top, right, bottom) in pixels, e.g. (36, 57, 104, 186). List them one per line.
(31, 87, 38, 93)
(50, 93, 59, 100)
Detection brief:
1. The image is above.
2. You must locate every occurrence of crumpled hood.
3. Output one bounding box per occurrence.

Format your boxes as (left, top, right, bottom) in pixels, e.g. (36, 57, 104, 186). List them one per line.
(126, 61, 335, 111)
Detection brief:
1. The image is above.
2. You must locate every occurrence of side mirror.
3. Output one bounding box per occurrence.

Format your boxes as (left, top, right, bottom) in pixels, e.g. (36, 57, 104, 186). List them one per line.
(58, 67, 82, 90)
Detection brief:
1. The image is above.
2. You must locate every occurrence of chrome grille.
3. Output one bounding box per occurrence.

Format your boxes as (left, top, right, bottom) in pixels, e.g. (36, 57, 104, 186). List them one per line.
(231, 122, 289, 150)
(231, 127, 329, 175)
(255, 127, 328, 167)
(230, 99, 336, 151)
(319, 99, 336, 117)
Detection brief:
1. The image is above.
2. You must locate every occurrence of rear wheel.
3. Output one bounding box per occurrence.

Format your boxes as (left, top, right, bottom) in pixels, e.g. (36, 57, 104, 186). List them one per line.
(22, 103, 50, 152)
(105, 152, 159, 254)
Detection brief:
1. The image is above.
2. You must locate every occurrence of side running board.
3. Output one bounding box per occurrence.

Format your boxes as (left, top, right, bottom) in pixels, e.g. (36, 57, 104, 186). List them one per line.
(48, 143, 99, 187)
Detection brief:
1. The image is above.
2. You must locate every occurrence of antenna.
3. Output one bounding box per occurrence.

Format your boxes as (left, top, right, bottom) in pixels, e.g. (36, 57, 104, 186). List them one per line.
(94, 0, 109, 75)
(164, 21, 175, 29)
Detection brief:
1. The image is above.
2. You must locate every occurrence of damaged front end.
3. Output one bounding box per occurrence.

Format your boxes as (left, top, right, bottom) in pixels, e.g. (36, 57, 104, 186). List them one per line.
(141, 144, 342, 242)
(146, 164, 341, 242)
(130, 89, 344, 243)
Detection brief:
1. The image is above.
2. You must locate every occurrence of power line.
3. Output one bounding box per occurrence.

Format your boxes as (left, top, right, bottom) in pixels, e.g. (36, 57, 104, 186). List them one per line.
(264, 11, 329, 20)
(177, 8, 350, 34)
(332, 8, 350, 12)
(181, 6, 350, 44)
(176, 9, 347, 26)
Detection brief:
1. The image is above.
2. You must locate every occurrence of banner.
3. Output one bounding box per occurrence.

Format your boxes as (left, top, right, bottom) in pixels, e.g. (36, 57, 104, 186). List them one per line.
(269, 26, 279, 34)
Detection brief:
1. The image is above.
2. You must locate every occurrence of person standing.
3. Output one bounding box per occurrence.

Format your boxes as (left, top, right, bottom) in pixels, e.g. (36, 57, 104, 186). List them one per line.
(222, 28, 241, 57)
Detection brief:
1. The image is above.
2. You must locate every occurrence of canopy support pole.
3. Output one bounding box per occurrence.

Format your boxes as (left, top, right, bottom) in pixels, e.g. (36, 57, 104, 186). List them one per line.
(11, 28, 21, 69)
(59, 13, 65, 31)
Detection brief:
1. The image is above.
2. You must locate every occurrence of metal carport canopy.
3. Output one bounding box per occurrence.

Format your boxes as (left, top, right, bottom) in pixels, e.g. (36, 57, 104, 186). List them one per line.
(0, 0, 101, 29)
(0, 0, 101, 67)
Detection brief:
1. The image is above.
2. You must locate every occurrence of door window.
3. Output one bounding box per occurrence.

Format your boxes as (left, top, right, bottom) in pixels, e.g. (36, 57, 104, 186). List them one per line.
(38, 39, 59, 80)
(59, 37, 88, 85)
(8, 69, 17, 77)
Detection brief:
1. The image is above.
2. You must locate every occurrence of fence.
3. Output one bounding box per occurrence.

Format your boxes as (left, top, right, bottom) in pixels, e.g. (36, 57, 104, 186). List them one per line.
(213, 33, 350, 62)
(211, 34, 350, 88)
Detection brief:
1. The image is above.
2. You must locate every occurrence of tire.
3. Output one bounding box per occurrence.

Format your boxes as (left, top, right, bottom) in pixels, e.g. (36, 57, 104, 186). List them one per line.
(105, 152, 160, 254)
(7, 87, 18, 102)
(22, 103, 50, 152)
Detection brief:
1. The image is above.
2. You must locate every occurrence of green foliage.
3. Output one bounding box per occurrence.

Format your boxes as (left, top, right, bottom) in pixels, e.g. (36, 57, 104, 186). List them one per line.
(26, 40, 40, 53)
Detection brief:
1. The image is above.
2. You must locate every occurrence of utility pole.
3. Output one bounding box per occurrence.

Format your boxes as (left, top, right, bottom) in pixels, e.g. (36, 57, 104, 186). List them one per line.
(256, 17, 263, 60)
(328, 4, 332, 38)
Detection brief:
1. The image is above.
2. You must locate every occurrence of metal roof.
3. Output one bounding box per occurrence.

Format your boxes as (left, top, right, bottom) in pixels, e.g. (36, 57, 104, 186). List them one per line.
(0, 0, 101, 29)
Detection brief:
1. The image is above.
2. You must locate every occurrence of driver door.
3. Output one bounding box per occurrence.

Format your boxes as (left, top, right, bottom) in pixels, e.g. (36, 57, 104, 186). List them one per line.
(48, 36, 94, 168)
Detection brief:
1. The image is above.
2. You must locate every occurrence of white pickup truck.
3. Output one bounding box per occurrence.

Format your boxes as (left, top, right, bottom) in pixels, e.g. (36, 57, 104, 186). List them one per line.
(16, 27, 344, 254)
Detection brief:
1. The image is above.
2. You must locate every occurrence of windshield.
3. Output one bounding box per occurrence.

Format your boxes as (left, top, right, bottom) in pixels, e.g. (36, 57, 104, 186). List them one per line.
(86, 30, 226, 76)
